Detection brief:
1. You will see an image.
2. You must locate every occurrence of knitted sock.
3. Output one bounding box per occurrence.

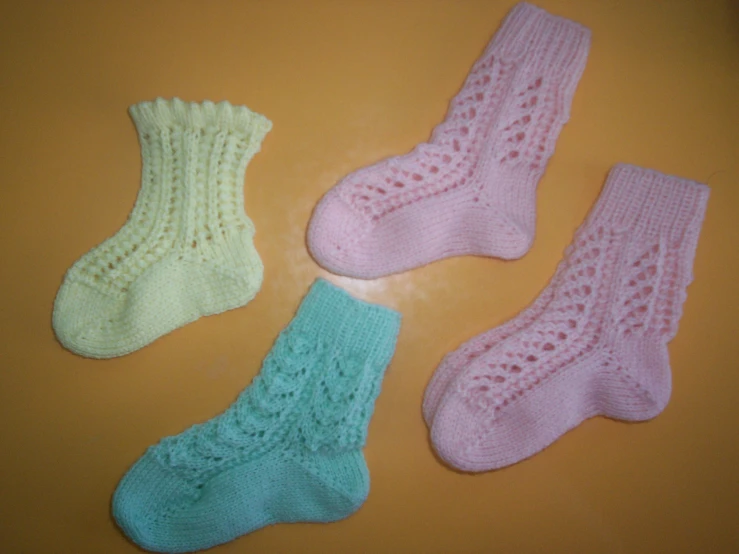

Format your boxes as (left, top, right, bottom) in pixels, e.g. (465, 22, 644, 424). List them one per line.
(53, 98, 271, 358)
(307, 2, 590, 279)
(430, 165, 709, 471)
(113, 279, 401, 553)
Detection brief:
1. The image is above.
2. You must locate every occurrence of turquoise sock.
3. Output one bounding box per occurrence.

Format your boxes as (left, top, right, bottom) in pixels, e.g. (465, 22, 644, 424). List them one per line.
(112, 279, 401, 553)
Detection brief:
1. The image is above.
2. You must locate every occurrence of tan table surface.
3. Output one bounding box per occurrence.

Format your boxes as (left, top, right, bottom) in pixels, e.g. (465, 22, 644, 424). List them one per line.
(1, 1, 737, 552)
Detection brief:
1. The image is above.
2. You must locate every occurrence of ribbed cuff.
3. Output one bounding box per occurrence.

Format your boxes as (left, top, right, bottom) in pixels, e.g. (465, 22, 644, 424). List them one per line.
(488, 2, 591, 84)
(589, 164, 710, 244)
(129, 97, 272, 142)
(290, 279, 402, 363)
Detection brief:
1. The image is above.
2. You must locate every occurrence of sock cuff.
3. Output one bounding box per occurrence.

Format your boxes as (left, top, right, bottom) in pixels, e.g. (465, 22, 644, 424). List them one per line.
(487, 2, 591, 84)
(289, 279, 402, 363)
(129, 97, 272, 143)
(588, 164, 710, 245)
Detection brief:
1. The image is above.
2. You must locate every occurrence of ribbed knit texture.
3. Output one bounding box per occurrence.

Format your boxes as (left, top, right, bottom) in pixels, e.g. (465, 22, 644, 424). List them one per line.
(53, 98, 271, 358)
(307, 2, 591, 279)
(428, 164, 710, 471)
(113, 279, 401, 553)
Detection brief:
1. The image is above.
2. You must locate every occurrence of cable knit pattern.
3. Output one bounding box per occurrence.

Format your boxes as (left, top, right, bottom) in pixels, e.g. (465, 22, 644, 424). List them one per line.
(53, 98, 272, 358)
(113, 279, 401, 553)
(429, 165, 710, 472)
(308, 2, 591, 279)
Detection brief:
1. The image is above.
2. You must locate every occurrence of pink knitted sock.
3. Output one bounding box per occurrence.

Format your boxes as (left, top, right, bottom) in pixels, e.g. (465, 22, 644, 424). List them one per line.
(430, 165, 710, 472)
(308, 3, 591, 279)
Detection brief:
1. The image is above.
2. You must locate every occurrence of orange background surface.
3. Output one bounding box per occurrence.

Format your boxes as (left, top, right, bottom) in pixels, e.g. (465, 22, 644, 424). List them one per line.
(1, 1, 738, 552)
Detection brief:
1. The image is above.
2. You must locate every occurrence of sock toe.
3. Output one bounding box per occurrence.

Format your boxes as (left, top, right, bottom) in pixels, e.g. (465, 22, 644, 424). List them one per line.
(113, 453, 199, 553)
(52, 264, 191, 359)
(430, 391, 495, 472)
(52, 277, 129, 358)
(307, 191, 377, 278)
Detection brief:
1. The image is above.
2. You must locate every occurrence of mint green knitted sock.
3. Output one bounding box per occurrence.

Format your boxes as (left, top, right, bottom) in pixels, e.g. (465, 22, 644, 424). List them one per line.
(113, 279, 401, 553)
(53, 98, 271, 358)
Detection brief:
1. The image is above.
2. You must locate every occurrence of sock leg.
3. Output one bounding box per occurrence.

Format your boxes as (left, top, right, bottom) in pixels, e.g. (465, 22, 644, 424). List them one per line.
(430, 165, 709, 471)
(308, 3, 590, 279)
(53, 99, 271, 358)
(113, 279, 401, 552)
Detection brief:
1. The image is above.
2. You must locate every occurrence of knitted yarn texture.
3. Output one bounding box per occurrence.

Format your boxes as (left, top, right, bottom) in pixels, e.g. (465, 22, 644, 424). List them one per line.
(428, 165, 710, 472)
(308, 2, 591, 279)
(113, 279, 401, 553)
(53, 98, 271, 358)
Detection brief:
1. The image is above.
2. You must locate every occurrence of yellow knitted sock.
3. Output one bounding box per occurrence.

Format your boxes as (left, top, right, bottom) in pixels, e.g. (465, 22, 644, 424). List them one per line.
(53, 98, 272, 358)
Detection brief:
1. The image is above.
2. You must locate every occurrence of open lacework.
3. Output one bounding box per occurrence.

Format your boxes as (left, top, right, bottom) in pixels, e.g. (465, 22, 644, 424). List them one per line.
(74, 126, 259, 298)
(153, 329, 380, 488)
(338, 54, 558, 221)
(458, 224, 684, 412)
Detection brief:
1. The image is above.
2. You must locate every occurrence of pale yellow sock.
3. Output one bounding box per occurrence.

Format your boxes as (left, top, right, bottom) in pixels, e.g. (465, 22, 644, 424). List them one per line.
(53, 98, 272, 358)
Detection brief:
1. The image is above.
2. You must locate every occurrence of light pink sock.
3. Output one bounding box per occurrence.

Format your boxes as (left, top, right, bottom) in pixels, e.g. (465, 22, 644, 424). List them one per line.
(308, 3, 591, 279)
(430, 164, 710, 472)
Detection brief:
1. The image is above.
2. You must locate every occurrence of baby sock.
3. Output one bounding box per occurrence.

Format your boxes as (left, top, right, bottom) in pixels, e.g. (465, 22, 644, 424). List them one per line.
(307, 2, 591, 279)
(53, 98, 271, 358)
(429, 165, 709, 471)
(113, 279, 401, 553)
